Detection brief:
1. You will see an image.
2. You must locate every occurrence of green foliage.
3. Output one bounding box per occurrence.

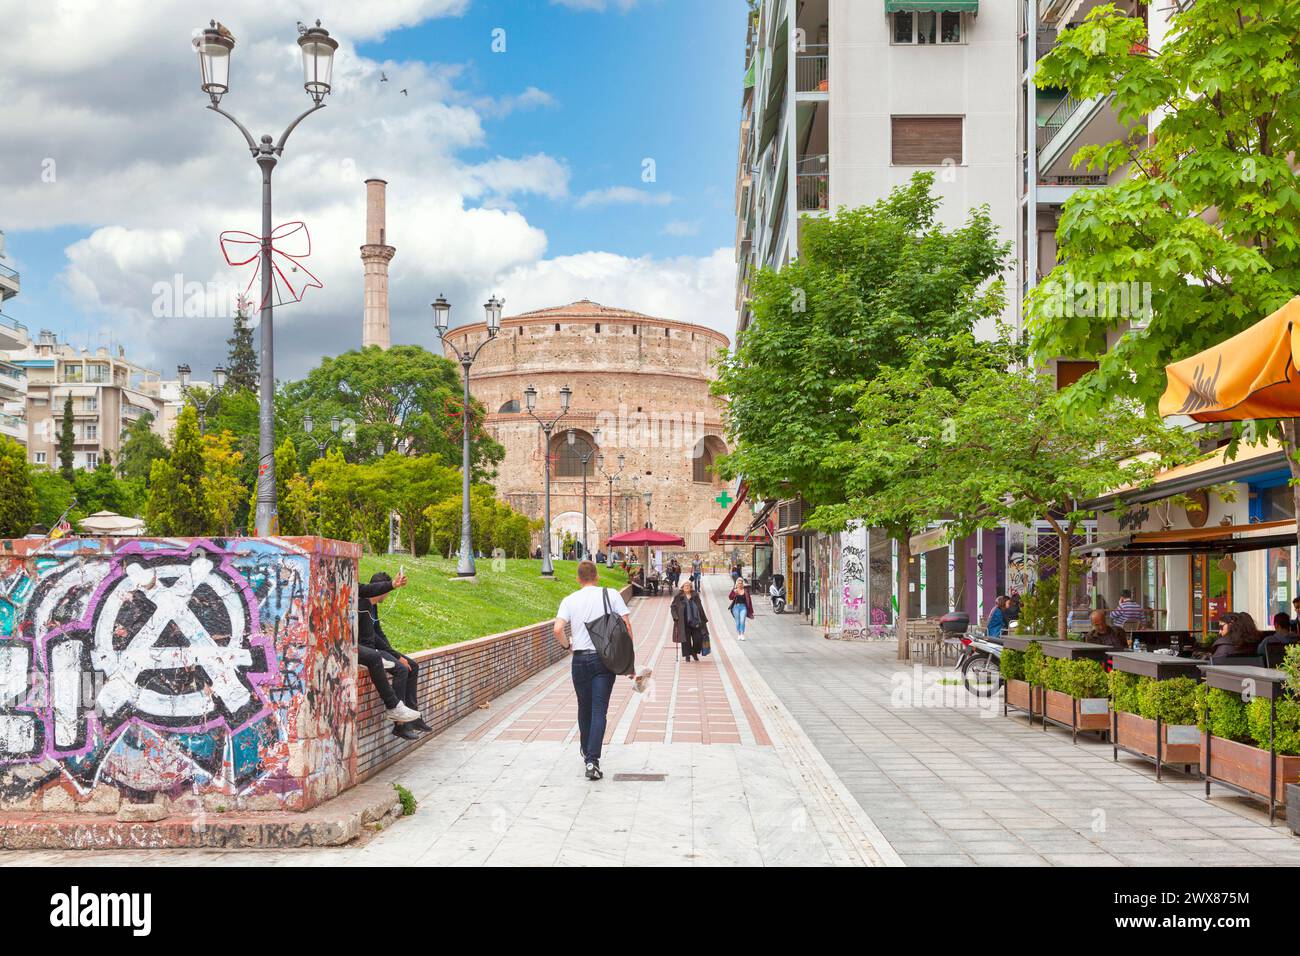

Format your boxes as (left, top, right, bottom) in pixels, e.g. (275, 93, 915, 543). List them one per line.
(1247, 697, 1300, 756)
(201, 430, 246, 536)
(392, 782, 417, 817)
(1137, 677, 1199, 726)
(1027, 1, 1300, 426)
(0, 437, 36, 537)
(1022, 642, 1047, 686)
(1045, 657, 1109, 699)
(282, 346, 504, 475)
(57, 396, 75, 482)
(426, 485, 539, 560)
(72, 460, 139, 520)
(1110, 669, 1143, 715)
(999, 647, 1025, 681)
(714, 172, 1009, 514)
(226, 305, 259, 392)
(145, 405, 207, 536)
(1197, 685, 1252, 743)
(117, 413, 168, 483)
(30, 469, 74, 528)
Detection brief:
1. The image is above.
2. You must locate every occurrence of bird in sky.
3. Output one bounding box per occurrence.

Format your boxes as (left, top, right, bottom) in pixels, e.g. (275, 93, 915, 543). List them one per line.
(380, 71, 389, 82)
(400, 88, 408, 96)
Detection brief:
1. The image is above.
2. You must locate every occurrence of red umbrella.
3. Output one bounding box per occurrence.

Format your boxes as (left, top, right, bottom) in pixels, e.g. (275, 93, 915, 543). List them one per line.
(606, 529, 685, 547)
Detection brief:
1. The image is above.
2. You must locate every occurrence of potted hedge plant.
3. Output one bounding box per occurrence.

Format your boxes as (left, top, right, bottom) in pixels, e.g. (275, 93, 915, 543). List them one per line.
(1003, 641, 1044, 718)
(1043, 657, 1110, 740)
(1198, 679, 1300, 806)
(1111, 672, 1200, 771)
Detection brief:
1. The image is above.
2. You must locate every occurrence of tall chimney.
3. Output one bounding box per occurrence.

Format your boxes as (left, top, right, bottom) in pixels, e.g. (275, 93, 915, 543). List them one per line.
(361, 178, 396, 349)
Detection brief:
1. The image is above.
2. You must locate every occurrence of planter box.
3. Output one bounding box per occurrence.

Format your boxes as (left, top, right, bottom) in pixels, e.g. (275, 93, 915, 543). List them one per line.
(1005, 678, 1042, 713)
(1045, 689, 1110, 732)
(1287, 784, 1300, 835)
(1113, 710, 1201, 765)
(1202, 735, 1300, 804)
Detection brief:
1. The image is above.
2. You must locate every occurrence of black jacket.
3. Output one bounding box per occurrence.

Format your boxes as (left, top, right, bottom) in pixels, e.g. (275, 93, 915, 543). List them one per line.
(358, 580, 396, 652)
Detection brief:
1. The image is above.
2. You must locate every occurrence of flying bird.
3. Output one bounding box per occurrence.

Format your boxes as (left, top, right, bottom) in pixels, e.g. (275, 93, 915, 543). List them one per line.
(380, 71, 389, 82)
(400, 88, 408, 96)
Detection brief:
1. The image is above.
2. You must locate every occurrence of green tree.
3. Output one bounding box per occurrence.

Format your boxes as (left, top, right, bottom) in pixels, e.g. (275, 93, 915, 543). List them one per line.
(713, 172, 1009, 508)
(282, 345, 504, 475)
(117, 413, 169, 483)
(202, 430, 246, 536)
(57, 396, 75, 481)
(1027, 1, 1300, 528)
(226, 300, 259, 392)
(0, 437, 37, 537)
(72, 460, 132, 518)
(145, 405, 207, 536)
(30, 469, 74, 528)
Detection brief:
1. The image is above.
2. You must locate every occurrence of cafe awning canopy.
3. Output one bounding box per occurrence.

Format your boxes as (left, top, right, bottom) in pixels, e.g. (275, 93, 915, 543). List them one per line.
(1092, 519, 1296, 557)
(884, 1, 979, 12)
(1159, 296, 1300, 422)
(607, 528, 686, 548)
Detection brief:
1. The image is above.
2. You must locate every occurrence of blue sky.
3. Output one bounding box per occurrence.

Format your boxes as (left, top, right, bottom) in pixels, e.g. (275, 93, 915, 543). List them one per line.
(1, 0, 747, 373)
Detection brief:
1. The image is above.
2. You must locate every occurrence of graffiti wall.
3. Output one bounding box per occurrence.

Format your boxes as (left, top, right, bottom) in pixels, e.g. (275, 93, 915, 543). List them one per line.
(0, 536, 359, 814)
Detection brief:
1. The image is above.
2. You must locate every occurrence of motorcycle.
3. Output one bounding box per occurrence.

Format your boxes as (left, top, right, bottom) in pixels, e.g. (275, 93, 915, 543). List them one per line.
(769, 574, 787, 614)
(956, 632, 1004, 697)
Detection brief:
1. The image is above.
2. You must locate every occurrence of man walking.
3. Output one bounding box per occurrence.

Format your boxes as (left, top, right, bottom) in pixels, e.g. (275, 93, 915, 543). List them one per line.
(554, 561, 649, 780)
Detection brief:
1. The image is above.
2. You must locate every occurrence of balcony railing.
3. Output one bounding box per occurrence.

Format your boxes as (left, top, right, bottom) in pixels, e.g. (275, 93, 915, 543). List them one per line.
(0, 311, 28, 335)
(796, 154, 830, 212)
(796, 45, 829, 93)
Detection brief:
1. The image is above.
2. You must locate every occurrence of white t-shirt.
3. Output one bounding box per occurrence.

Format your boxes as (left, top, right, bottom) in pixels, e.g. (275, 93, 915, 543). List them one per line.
(557, 586, 630, 652)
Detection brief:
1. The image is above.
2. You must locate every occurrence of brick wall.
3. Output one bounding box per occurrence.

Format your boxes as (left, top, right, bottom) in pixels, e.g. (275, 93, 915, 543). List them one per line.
(355, 584, 634, 781)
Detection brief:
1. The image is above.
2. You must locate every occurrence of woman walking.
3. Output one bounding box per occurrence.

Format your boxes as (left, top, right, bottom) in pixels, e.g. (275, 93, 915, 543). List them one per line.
(671, 579, 709, 662)
(729, 577, 754, 642)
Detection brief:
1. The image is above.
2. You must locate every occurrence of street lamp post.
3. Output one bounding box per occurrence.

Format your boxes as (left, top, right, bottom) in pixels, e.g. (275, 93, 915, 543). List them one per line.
(177, 363, 227, 434)
(195, 18, 338, 536)
(302, 412, 340, 458)
(435, 295, 503, 577)
(524, 383, 572, 577)
(642, 489, 653, 529)
(597, 450, 625, 566)
(568, 425, 600, 560)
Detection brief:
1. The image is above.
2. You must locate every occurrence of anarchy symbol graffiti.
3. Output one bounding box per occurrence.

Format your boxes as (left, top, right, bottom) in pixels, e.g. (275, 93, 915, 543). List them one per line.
(90, 553, 270, 728)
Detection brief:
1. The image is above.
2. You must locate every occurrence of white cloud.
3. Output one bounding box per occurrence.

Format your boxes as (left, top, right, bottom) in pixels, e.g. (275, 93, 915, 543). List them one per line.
(576, 186, 674, 209)
(550, 0, 644, 11)
(661, 219, 701, 237)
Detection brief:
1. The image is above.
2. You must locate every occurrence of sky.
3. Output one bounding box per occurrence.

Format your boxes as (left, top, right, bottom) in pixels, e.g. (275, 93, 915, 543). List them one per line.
(0, 0, 745, 380)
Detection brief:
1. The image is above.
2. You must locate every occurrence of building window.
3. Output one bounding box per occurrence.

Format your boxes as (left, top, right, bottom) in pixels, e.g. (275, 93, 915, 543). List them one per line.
(595, 323, 601, 333)
(555, 323, 561, 332)
(498, 399, 520, 414)
(84, 396, 98, 412)
(632, 325, 638, 334)
(550, 431, 596, 479)
(692, 436, 728, 484)
(86, 452, 98, 469)
(892, 11, 963, 45)
(34, 452, 46, 464)
(85, 423, 98, 440)
(891, 116, 964, 166)
(665, 328, 670, 337)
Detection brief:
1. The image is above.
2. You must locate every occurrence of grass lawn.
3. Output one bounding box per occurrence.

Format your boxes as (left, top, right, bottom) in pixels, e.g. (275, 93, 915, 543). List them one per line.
(357, 554, 629, 654)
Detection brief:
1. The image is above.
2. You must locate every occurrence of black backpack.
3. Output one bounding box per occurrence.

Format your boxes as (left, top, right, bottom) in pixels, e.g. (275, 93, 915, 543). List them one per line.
(586, 588, 636, 676)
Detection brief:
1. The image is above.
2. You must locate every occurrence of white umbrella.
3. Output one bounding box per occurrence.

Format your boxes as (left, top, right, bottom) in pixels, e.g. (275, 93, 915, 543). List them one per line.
(77, 511, 146, 535)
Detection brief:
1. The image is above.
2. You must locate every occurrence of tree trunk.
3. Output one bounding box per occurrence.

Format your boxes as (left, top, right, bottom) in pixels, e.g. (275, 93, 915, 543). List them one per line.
(1283, 419, 1300, 557)
(896, 533, 911, 660)
(1056, 529, 1072, 641)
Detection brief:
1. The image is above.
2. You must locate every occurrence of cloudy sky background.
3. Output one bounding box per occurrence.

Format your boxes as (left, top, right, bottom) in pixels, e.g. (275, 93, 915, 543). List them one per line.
(0, 0, 742, 379)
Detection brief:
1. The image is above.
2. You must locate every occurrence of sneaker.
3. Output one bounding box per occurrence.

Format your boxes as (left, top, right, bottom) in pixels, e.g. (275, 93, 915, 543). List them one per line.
(739, 634, 747, 642)
(392, 723, 421, 741)
(412, 719, 434, 734)
(385, 702, 422, 723)
(585, 761, 603, 781)
(382, 658, 396, 670)
(633, 668, 653, 693)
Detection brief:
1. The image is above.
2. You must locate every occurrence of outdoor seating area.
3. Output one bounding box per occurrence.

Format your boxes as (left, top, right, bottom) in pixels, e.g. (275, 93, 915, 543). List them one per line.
(993, 636, 1300, 830)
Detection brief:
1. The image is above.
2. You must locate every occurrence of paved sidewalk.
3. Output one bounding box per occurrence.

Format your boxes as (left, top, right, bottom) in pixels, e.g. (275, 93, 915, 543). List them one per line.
(736, 605, 1300, 867)
(0, 576, 898, 867)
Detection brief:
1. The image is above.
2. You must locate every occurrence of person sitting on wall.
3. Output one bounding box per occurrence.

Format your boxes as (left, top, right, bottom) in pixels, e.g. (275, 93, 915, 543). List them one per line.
(1087, 609, 1128, 650)
(359, 570, 429, 739)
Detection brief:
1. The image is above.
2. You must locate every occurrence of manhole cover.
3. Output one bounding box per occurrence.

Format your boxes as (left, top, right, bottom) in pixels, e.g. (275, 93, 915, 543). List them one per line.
(612, 773, 667, 782)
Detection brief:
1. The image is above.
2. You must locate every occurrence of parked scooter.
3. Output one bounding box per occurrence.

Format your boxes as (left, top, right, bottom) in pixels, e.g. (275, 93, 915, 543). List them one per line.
(956, 631, 1004, 697)
(769, 574, 787, 614)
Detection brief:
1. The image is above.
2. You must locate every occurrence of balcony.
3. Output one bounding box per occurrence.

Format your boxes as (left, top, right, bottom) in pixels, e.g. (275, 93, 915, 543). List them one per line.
(1036, 91, 1115, 174)
(0, 311, 28, 351)
(796, 154, 829, 213)
(0, 262, 17, 303)
(0, 412, 26, 443)
(795, 45, 828, 94)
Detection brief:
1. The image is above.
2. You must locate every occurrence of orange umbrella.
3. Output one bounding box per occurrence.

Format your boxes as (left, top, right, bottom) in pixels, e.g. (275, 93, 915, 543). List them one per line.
(1159, 296, 1300, 422)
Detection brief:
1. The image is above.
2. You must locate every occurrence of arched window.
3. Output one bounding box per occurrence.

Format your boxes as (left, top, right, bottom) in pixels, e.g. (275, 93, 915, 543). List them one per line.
(692, 436, 728, 484)
(498, 399, 520, 414)
(551, 430, 597, 478)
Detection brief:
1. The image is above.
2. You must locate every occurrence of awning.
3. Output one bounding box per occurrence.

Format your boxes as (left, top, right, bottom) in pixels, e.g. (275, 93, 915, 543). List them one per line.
(1093, 519, 1296, 557)
(743, 60, 755, 89)
(607, 528, 686, 548)
(1160, 296, 1300, 422)
(711, 481, 773, 545)
(884, 1, 979, 12)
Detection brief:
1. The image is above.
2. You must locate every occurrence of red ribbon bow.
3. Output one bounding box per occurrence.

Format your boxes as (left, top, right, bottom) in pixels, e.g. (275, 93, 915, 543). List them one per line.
(219, 221, 323, 310)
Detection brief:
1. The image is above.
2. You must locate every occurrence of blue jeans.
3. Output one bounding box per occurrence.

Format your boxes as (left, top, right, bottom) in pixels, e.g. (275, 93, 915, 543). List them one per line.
(571, 651, 616, 764)
(732, 603, 747, 634)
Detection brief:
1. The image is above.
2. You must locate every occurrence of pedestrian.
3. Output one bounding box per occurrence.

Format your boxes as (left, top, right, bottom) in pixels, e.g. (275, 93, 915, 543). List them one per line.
(671, 578, 709, 662)
(357, 571, 426, 734)
(554, 560, 650, 781)
(690, 556, 702, 591)
(729, 577, 754, 641)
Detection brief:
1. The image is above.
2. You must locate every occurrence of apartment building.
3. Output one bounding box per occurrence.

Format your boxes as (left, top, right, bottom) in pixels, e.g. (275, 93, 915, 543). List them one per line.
(736, 0, 1021, 336)
(13, 331, 162, 470)
(0, 238, 30, 447)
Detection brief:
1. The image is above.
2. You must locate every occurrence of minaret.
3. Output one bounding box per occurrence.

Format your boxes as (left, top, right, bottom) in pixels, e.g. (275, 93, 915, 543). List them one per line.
(361, 178, 396, 349)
